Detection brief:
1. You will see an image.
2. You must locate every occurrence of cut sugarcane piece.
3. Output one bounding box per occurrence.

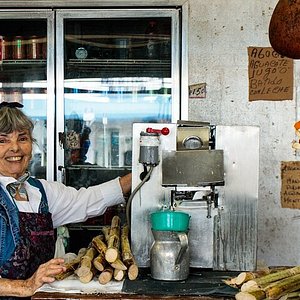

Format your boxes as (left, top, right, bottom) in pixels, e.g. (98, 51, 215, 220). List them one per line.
(105, 216, 121, 263)
(235, 290, 266, 300)
(98, 266, 114, 285)
(76, 247, 98, 278)
(121, 224, 139, 280)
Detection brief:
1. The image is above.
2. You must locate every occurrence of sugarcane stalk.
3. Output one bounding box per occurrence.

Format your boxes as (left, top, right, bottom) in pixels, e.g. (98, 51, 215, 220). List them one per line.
(78, 265, 97, 283)
(98, 266, 114, 285)
(101, 226, 110, 241)
(235, 290, 266, 300)
(75, 247, 98, 278)
(241, 266, 300, 292)
(255, 266, 300, 286)
(77, 247, 88, 257)
(110, 258, 127, 271)
(99, 221, 127, 271)
(113, 268, 126, 281)
(121, 224, 138, 280)
(93, 253, 107, 272)
(264, 273, 300, 300)
(241, 281, 261, 293)
(235, 270, 270, 286)
(105, 216, 121, 263)
(55, 248, 87, 280)
(121, 224, 133, 261)
(223, 278, 239, 289)
(279, 291, 300, 300)
(92, 234, 107, 256)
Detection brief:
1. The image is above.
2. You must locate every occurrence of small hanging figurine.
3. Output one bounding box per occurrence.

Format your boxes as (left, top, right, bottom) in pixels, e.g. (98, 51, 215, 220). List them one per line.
(292, 121, 300, 150)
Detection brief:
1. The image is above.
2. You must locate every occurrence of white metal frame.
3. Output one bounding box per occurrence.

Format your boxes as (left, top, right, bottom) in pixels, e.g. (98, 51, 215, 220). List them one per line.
(0, 2, 189, 182)
(55, 7, 186, 182)
(0, 9, 56, 181)
(0, 0, 188, 8)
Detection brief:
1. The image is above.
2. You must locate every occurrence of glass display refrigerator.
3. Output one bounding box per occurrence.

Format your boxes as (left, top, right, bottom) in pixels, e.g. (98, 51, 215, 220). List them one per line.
(0, 7, 183, 251)
(0, 9, 55, 180)
(55, 8, 180, 182)
(55, 9, 181, 250)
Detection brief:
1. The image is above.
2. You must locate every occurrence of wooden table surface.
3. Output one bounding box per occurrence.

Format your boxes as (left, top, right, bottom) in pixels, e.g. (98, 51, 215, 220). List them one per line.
(32, 269, 237, 300)
(32, 292, 233, 300)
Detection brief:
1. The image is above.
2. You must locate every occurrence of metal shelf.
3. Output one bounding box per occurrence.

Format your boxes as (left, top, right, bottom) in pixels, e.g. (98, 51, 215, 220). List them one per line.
(0, 59, 46, 65)
(0, 60, 47, 82)
(66, 58, 171, 78)
(68, 58, 170, 65)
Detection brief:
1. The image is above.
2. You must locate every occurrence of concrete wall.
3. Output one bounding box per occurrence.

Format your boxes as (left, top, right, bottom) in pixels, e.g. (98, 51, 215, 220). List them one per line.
(0, 0, 296, 267)
(187, 0, 300, 267)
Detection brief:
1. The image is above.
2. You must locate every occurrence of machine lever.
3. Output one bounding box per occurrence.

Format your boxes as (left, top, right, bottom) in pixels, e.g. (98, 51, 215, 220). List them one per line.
(146, 127, 170, 135)
(204, 195, 212, 218)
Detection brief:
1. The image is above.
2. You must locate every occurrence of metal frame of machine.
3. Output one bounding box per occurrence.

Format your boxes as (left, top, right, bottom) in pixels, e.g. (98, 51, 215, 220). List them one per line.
(130, 121, 259, 271)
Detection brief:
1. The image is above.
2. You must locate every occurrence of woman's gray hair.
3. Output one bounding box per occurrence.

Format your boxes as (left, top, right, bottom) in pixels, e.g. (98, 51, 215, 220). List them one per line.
(0, 107, 35, 140)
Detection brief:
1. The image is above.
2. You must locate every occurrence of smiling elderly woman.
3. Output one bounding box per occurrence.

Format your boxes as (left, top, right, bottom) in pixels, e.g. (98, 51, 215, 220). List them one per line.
(0, 103, 131, 299)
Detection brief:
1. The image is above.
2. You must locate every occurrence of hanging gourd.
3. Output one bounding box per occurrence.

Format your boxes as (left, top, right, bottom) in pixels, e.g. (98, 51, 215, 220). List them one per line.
(269, 0, 300, 59)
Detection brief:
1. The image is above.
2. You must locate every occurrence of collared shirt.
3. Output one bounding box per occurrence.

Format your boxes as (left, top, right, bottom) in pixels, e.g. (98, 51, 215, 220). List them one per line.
(0, 176, 125, 228)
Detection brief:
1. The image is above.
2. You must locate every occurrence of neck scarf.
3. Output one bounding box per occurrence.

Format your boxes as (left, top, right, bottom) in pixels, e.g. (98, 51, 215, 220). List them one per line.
(6, 172, 30, 201)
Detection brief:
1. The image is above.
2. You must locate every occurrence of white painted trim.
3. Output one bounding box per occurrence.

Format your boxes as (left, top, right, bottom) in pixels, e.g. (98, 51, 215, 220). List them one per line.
(0, 0, 189, 8)
(181, 0, 189, 120)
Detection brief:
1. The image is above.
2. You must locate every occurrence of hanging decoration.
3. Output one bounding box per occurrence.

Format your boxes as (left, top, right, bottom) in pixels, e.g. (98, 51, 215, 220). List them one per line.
(269, 0, 300, 59)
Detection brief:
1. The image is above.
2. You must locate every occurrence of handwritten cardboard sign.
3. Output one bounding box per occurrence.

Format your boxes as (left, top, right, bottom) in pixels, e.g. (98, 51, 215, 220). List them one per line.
(248, 47, 293, 101)
(281, 161, 300, 209)
(189, 83, 206, 99)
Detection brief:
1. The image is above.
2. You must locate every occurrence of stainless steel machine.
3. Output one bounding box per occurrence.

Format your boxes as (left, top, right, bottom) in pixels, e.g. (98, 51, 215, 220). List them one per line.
(130, 121, 259, 271)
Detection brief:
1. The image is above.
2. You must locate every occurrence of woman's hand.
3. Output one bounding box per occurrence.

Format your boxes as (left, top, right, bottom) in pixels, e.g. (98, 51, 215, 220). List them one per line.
(23, 258, 66, 296)
(0, 258, 66, 297)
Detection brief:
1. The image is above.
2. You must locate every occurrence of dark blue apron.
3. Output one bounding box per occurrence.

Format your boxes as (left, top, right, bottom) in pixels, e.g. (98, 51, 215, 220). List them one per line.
(0, 178, 55, 299)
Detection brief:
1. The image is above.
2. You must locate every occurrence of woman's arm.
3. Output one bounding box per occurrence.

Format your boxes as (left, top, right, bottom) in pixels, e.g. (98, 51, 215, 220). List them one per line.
(0, 258, 65, 297)
(119, 173, 132, 196)
(43, 175, 132, 228)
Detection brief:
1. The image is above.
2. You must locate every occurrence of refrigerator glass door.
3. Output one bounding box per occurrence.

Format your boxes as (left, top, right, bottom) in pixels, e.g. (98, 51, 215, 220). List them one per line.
(0, 10, 55, 180)
(56, 9, 181, 187)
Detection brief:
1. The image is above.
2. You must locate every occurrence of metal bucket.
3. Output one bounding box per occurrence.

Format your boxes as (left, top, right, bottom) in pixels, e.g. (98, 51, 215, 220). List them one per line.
(150, 230, 190, 281)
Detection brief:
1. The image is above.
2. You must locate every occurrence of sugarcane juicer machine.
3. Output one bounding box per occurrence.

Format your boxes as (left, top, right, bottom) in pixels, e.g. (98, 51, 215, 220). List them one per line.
(130, 121, 259, 271)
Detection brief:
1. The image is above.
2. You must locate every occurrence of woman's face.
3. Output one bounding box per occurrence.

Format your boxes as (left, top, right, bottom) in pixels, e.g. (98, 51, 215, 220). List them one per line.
(0, 130, 32, 179)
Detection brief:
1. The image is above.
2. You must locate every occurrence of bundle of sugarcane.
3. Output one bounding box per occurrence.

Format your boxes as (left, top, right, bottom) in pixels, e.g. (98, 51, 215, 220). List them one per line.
(224, 266, 300, 300)
(55, 215, 139, 285)
(55, 247, 88, 280)
(100, 216, 138, 283)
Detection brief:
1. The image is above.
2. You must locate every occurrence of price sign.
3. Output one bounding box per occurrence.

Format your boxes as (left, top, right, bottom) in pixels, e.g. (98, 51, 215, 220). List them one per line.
(189, 83, 206, 99)
(248, 47, 293, 101)
(281, 161, 300, 209)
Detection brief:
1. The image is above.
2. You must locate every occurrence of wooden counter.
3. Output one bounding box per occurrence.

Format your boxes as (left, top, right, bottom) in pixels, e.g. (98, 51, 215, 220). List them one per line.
(32, 270, 237, 300)
(32, 292, 233, 300)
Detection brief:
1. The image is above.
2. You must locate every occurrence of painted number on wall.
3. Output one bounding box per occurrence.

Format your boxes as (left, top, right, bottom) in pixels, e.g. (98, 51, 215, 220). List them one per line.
(189, 83, 206, 99)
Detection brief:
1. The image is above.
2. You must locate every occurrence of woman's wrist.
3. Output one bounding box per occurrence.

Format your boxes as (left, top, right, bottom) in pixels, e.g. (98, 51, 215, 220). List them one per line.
(119, 173, 132, 196)
(0, 278, 35, 297)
